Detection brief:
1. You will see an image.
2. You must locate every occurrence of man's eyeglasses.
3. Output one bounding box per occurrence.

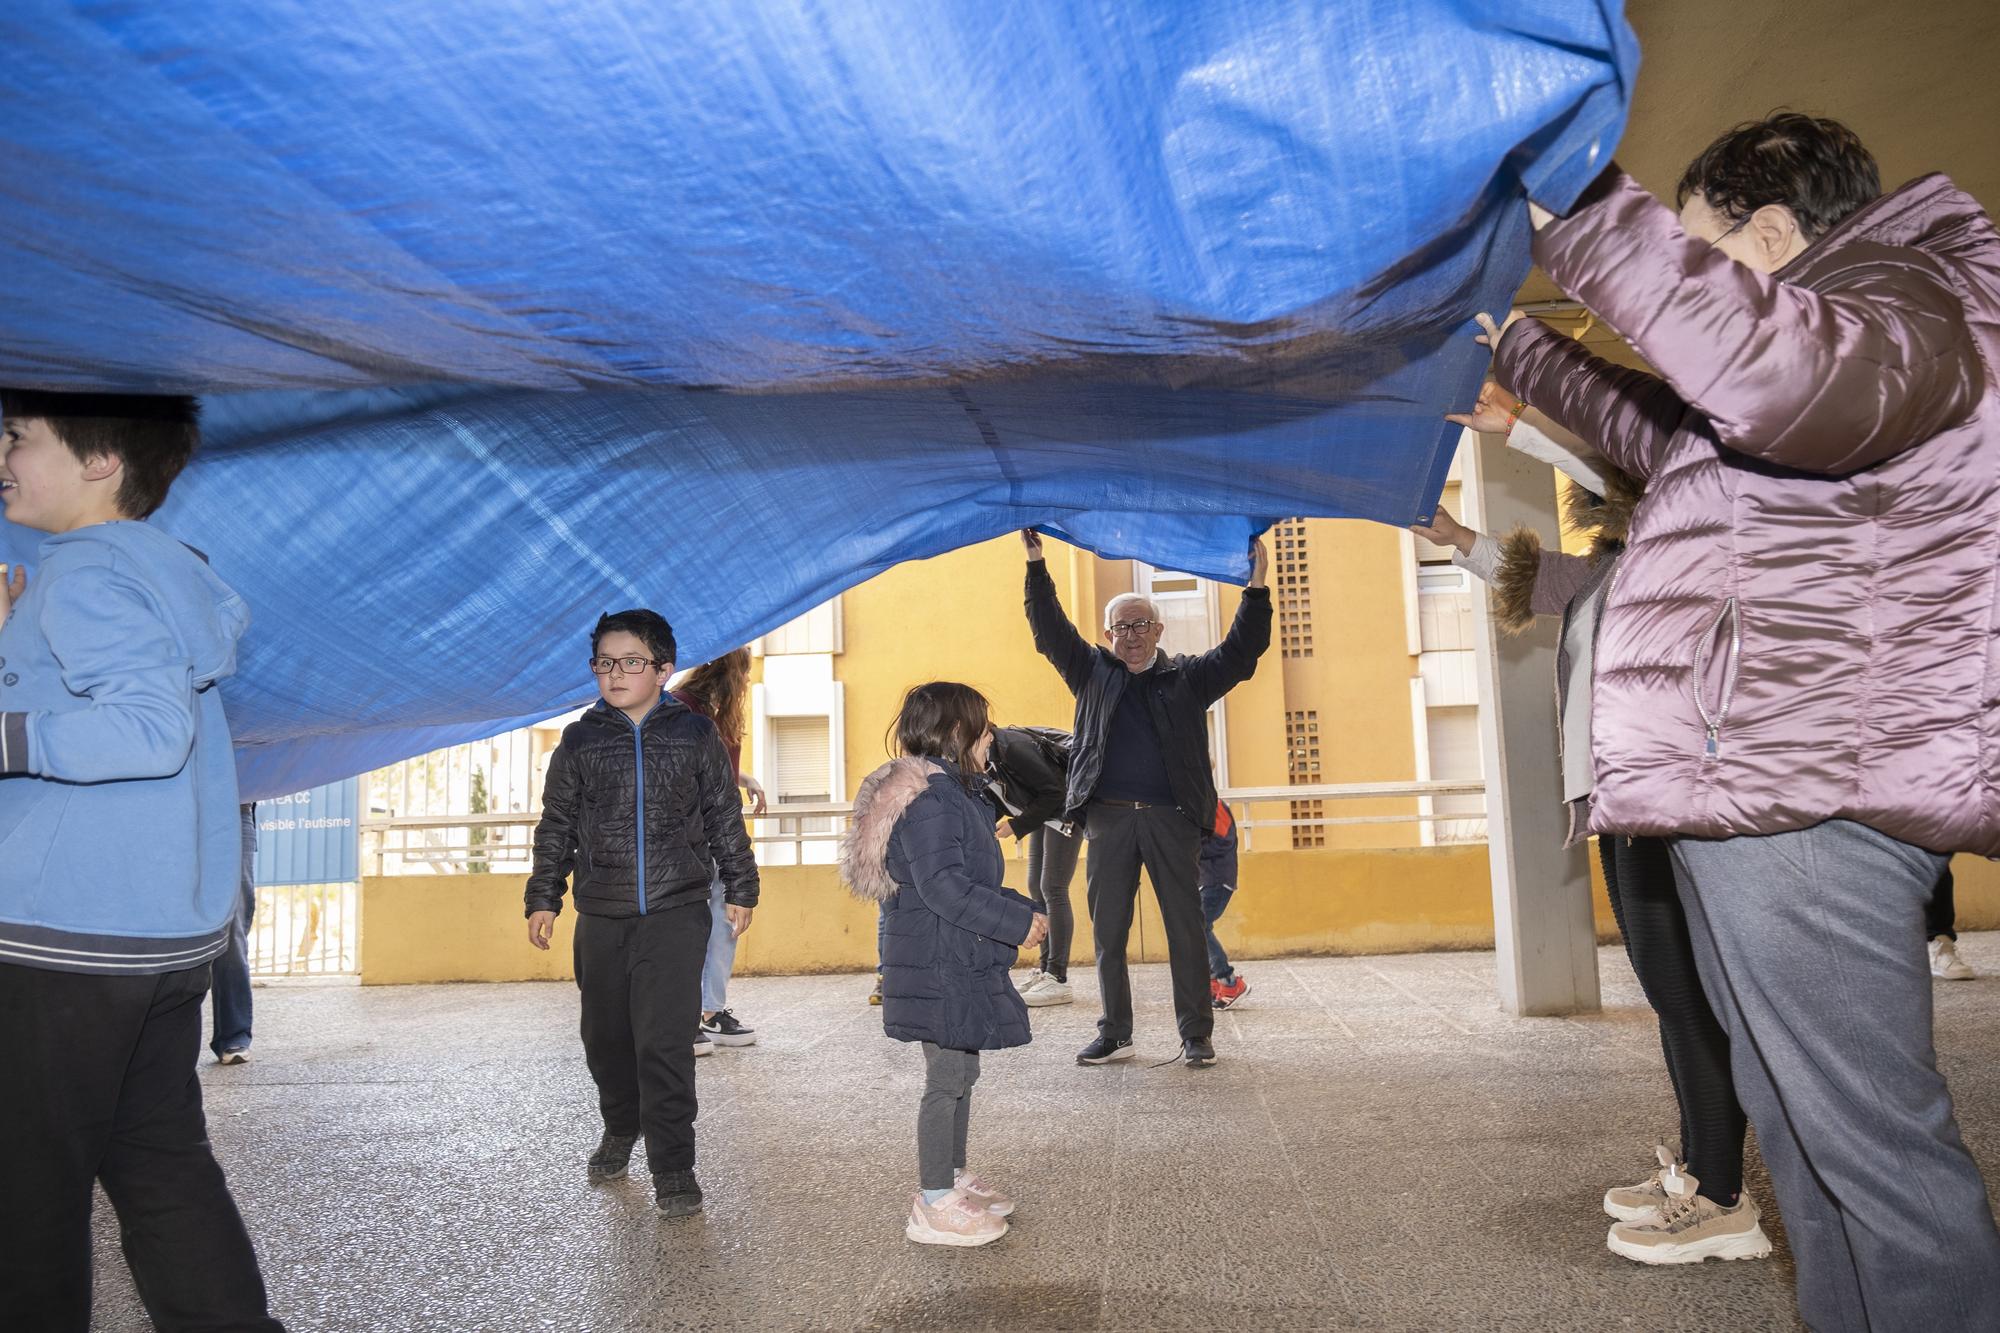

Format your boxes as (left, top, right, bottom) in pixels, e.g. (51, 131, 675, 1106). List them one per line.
(1108, 620, 1159, 638)
(590, 656, 662, 675)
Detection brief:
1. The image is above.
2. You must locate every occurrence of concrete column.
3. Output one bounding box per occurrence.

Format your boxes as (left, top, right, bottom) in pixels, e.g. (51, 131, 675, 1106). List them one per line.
(1460, 427, 1600, 1016)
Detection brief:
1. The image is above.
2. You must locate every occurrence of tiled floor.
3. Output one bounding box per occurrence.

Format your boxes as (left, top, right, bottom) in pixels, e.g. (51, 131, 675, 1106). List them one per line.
(86, 935, 2000, 1330)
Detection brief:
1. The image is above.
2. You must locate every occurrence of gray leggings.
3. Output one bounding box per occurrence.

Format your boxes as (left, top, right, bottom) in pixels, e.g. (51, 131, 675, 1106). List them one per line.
(919, 1042, 980, 1191)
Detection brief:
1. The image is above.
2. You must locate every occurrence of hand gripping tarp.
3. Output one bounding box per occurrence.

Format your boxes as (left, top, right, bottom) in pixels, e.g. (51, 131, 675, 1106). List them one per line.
(0, 2, 1637, 799)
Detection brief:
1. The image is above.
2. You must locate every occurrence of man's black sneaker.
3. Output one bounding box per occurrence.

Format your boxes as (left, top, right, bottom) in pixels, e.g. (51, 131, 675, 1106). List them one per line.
(654, 1169, 704, 1217)
(1076, 1036, 1135, 1065)
(1183, 1039, 1216, 1068)
(700, 1009, 757, 1047)
(587, 1131, 638, 1183)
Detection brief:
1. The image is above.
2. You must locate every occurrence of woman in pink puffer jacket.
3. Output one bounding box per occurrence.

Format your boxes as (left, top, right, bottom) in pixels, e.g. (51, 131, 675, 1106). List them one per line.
(1483, 113, 2000, 1331)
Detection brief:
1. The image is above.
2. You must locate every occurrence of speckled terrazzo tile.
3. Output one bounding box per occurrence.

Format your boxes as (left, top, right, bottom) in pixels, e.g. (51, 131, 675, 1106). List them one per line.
(78, 936, 2000, 1330)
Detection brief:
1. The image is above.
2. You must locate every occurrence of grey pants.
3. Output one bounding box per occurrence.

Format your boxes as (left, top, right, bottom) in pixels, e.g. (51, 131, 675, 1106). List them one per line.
(1670, 821, 2000, 1332)
(918, 1042, 980, 1192)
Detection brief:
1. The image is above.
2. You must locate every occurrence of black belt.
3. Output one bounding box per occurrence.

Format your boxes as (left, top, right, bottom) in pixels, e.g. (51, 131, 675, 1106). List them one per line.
(1092, 798, 1164, 810)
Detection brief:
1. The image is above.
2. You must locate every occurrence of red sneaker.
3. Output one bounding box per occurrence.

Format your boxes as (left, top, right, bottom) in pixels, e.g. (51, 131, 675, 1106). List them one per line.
(1212, 975, 1249, 1009)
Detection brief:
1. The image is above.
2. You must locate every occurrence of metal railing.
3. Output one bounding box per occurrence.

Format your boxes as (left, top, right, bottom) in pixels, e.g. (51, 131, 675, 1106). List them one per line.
(248, 882, 360, 978)
(360, 780, 1488, 875)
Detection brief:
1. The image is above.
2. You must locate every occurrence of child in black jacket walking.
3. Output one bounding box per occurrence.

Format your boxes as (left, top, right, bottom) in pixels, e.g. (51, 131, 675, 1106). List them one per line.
(525, 610, 758, 1218)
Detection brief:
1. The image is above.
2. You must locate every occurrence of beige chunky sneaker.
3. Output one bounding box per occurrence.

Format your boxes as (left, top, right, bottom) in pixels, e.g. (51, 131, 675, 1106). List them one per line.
(1021, 974, 1074, 1007)
(1603, 1145, 1677, 1223)
(1606, 1160, 1772, 1265)
(906, 1190, 1008, 1247)
(953, 1169, 1014, 1216)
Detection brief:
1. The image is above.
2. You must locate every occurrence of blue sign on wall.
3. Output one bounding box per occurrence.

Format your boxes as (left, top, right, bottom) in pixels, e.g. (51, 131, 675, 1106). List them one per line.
(254, 778, 361, 887)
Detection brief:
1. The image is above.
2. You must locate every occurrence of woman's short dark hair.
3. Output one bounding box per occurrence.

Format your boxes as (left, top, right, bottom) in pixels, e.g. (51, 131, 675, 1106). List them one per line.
(0, 389, 198, 519)
(1676, 112, 1881, 241)
(592, 609, 676, 666)
(892, 682, 991, 774)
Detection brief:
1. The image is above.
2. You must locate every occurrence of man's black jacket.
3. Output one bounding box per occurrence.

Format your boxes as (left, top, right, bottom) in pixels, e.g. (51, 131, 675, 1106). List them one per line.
(1024, 561, 1271, 835)
(525, 697, 759, 918)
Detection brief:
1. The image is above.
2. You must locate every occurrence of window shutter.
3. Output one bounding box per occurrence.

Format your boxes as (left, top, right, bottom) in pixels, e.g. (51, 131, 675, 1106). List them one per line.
(772, 716, 831, 803)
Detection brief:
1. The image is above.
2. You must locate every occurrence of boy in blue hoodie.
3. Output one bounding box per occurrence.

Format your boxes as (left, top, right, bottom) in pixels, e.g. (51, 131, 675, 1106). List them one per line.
(0, 391, 279, 1332)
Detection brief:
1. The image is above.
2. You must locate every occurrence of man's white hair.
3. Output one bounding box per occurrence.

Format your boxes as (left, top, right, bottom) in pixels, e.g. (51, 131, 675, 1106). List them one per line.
(1103, 591, 1160, 631)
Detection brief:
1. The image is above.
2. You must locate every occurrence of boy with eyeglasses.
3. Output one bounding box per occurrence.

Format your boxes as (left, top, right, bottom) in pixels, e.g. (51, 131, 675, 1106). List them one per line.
(525, 610, 759, 1218)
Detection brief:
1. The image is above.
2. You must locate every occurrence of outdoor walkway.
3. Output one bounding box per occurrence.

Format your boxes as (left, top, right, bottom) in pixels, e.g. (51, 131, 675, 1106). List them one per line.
(89, 935, 2000, 1331)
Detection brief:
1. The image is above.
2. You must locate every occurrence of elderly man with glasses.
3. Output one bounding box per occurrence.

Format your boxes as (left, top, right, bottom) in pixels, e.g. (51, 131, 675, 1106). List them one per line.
(1020, 529, 1270, 1068)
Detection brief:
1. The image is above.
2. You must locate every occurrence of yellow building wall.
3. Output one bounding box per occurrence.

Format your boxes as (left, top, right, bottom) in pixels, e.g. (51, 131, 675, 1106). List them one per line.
(360, 851, 2000, 986)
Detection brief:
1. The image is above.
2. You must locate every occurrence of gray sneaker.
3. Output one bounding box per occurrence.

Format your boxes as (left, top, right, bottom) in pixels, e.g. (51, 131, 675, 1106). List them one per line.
(654, 1169, 704, 1218)
(587, 1131, 638, 1183)
(1606, 1161, 1771, 1265)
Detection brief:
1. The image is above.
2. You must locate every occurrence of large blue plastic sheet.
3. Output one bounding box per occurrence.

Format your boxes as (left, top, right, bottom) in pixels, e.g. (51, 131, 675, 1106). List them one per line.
(0, 2, 1636, 799)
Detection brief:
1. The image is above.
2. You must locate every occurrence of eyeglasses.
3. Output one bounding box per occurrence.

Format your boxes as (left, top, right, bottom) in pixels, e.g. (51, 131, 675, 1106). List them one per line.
(1708, 213, 1753, 248)
(1108, 620, 1159, 638)
(590, 656, 662, 675)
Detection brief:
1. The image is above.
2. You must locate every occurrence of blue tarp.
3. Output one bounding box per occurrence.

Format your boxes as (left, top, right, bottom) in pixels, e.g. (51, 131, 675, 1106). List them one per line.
(0, 2, 1636, 799)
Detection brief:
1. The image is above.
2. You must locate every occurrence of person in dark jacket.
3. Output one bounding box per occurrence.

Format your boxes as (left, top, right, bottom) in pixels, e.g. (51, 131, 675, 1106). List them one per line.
(1199, 800, 1248, 1009)
(1020, 529, 1271, 1068)
(841, 683, 1046, 1248)
(524, 609, 758, 1220)
(980, 724, 1080, 1006)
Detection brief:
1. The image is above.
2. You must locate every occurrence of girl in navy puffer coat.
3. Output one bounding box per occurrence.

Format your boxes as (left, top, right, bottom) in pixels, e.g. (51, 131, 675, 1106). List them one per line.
(840, 683, 1046, 1247)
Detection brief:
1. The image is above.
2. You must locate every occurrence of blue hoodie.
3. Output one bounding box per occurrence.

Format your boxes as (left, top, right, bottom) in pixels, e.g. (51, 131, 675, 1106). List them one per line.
(0, 521, 249, 973)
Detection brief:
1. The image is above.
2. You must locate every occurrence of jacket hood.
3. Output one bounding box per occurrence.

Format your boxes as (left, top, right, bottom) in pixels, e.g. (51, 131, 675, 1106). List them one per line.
(1785, 172, 2000, 298)
(840, 756, 944, 903)
(1562, 465, 1643, 549)
(40, 521, 246, 687)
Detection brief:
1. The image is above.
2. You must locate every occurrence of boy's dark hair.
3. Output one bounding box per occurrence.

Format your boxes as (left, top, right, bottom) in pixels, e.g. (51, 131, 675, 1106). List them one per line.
(1676, 112, 1881, 242)
(592, 609, 676, 666)
(892, 682, 991, 775)
(0, 390, 199, 519)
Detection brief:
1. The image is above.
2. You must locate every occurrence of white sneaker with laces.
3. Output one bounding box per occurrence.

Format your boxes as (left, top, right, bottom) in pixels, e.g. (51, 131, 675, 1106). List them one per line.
(1022, 975, 1073, 1007)
(1603, 1145, 1676, 1223)
(1606, 1161, 1772, 1265)
(1016, 969, 1046, 994)
(1931, 935, 1976, 981)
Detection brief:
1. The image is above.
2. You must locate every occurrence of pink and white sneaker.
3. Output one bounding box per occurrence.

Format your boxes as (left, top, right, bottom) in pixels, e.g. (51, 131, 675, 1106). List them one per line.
(906, 1190, 1008, 1247)
(953, 1169, 1015, 1216)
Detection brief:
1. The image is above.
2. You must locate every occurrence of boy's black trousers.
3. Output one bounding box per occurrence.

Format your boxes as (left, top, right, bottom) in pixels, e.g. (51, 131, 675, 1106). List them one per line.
(573, 899, 711, 1176)
(0, 960, 282, 1333)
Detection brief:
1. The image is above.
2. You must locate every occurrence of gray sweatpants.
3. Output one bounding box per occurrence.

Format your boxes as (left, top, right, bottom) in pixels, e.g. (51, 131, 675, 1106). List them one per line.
(1670, 820, 2000, 1332)
(919, 1043, 980, 1192)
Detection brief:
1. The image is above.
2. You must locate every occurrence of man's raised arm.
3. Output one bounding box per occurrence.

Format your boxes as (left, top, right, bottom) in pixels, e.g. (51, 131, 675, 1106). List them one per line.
(1021, 529, 1095, 694)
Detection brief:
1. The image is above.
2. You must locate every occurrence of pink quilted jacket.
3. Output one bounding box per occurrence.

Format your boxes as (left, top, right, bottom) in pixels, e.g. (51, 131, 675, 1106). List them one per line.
(1495, 167, 2000, 854)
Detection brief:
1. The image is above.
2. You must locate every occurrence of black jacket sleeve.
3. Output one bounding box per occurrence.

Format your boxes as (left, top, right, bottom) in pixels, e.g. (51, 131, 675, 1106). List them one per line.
(1024, 561, 1096, 695)
(525, 737, 581, 916)
(699, 725, 761, 908)
(1181, 588, 1273, 706)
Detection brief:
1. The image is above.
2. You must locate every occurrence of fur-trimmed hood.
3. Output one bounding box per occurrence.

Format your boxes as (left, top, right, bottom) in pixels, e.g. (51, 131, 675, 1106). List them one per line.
(1491, 466, 1644, 634)
(839, 756, 944, 903)
(1563, 465, 1643, 549)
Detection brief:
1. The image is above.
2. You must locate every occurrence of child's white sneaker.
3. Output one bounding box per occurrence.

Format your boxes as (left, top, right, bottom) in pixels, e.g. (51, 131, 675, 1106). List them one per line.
(906, 1190, 1007, 1246)
(953, 1169, 1014, 1216)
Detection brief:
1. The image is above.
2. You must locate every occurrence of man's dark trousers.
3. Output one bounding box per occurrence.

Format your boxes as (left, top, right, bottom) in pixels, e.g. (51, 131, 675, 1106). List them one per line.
(1085, 801, 1212, 1045)
(0, 961, 282, 1333)
(574, 899, 711, 1176)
